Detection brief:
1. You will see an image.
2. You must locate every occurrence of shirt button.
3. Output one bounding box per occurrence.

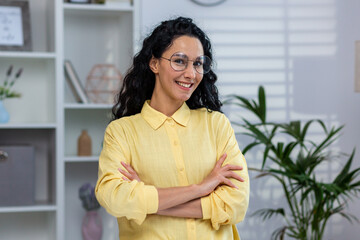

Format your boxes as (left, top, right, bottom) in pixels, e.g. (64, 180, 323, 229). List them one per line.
(179, 167, 184, 171)
(174, 140, 178, 145)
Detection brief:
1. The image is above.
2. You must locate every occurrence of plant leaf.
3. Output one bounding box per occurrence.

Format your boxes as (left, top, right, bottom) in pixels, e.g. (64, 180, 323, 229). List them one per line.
(258, 85, 266, 123)
(242, 141, 261, 155)
(334, 149, 355, 185)
(252, 208, 285, 221)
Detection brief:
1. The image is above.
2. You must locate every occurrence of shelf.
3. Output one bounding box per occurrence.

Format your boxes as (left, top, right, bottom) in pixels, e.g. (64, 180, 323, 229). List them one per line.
(0, 123, 57, 129)
(64, 103, 113, 109)
(63, 2, 133, 13)
(0, 52, 56, 59)
(0, 204, 57, 213)
(65, 155, 99, 162)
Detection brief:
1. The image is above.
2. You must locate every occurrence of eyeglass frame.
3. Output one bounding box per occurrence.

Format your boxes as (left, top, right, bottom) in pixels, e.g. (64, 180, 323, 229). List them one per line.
(159, 52, 212, 74)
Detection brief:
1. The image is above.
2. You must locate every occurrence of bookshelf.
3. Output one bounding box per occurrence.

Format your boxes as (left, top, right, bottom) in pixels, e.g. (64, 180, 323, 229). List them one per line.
(0, 0, 139, 239)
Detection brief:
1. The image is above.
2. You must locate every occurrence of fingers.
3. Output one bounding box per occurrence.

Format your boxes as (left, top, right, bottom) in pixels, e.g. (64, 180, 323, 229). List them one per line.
(118, 167, 132, 180)
(225, 171, 244, 182)
(223, 164, 243, 171)
(216, 153, 227, 167)
(216, 154, 243, 171)
(222, 178, 238, 189)
(215, 153, 245, 186)
(121, 161, 136, 174)
(119, 162, 141, 182)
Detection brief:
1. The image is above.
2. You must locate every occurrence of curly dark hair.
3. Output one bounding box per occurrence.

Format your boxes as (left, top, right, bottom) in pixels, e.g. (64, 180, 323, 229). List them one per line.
(112, 16, 222, 120)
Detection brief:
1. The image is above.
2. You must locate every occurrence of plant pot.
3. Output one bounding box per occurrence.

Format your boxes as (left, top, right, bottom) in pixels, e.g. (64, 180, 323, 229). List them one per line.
(82, 210, 102, 240)
(0, 101, 10, 123)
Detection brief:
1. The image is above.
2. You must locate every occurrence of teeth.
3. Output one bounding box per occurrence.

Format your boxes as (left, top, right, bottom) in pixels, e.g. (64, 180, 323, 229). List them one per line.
(176, 81, 191, 88)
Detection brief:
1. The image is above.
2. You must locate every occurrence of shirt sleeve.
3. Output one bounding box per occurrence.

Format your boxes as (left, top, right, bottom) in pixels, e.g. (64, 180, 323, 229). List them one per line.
(201, 113, 250, 230)
(95, 121, 159, 225)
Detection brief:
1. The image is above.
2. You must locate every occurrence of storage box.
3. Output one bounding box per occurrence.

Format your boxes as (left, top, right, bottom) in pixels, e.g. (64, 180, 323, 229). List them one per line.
(0, 145, 35, 206)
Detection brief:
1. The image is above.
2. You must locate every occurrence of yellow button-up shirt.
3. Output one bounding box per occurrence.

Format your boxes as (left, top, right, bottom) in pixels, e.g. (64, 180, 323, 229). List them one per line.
(95, 100, 249, 240)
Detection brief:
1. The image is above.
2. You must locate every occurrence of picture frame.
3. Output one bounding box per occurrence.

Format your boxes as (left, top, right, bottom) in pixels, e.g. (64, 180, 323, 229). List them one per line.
(64, 60, 89, 104)
(0, 0, 32, 51)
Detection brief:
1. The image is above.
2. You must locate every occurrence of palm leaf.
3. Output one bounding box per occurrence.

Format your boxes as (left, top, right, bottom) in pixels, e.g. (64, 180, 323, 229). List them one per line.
(312, 125, 343, 155)
(242, 118, 270, 144)
(242, 141, 261, 155)
(339, 211, 359, 224)
(262, 146, 271, 169)
(334, 149, 355, 185)
(315, 119, 329, 135)
(271, 226, 288, 240)
(258, 85, 266, 123)
(252, 208, 285, 221)
(232, 95, 256, 112)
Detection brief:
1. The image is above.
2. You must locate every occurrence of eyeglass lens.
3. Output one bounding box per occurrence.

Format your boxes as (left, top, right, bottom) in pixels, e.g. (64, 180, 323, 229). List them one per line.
(170, 53, 212, 74)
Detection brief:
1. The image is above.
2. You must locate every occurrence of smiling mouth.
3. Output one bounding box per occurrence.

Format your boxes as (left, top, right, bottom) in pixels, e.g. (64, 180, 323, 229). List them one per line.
(176, 81, 193, 88)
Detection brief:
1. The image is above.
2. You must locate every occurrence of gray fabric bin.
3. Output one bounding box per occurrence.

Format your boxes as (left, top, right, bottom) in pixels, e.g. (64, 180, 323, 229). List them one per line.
(0, 145, 35, 206)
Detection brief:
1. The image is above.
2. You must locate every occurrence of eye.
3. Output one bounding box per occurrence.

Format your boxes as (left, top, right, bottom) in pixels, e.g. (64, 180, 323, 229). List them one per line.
(193, 60, 203, 67)
(172, 57, 187, 65)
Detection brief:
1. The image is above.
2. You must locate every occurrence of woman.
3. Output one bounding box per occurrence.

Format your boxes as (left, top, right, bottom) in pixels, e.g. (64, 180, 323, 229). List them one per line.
(95, 17, 249, 240)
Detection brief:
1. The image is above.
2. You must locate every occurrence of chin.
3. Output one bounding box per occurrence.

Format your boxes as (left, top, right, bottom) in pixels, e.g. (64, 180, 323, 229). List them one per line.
(177, 94, 192, 102)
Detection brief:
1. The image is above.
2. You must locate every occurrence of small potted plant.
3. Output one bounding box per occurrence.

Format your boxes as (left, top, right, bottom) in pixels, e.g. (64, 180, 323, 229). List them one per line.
(79, 183, 102, 240)
(0, 65, 23, 123)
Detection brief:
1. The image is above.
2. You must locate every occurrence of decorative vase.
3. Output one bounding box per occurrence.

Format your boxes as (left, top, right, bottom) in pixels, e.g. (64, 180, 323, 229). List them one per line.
(78, 130, 92, 156)
(0, 100, 10, 123)
(82, 210, 102, 240)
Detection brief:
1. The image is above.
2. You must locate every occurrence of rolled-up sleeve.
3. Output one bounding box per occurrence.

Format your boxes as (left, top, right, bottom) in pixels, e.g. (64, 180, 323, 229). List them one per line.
(95, 122, 159, 225)
(201, 114, 250, 230)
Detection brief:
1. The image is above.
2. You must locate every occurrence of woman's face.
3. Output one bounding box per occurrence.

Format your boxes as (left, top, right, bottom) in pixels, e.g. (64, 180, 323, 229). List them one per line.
(150, 35, 204, 105)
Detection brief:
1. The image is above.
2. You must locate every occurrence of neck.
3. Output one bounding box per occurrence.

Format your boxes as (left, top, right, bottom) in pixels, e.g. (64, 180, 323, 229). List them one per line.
(149, 94, 183, 117)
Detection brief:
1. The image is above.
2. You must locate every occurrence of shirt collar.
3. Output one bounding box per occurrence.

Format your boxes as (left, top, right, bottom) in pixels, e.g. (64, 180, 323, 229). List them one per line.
(141, 100, 190, 130)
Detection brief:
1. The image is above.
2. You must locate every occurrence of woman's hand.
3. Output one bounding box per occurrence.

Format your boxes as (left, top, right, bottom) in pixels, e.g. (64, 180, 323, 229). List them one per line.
(118, 161, 141, 182)
(198, 153, 244, 196)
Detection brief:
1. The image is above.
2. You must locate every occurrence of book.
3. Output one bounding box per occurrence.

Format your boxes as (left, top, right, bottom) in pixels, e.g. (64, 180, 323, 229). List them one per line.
(64, 60, 89, 103)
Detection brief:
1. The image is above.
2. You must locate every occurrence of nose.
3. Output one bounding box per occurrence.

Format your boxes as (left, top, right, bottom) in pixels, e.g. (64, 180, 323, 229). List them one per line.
(183, 62, 196, 79)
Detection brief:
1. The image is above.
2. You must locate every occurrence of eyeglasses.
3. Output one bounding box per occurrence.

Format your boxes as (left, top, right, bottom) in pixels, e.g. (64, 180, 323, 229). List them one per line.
(160, 52, 212, 74)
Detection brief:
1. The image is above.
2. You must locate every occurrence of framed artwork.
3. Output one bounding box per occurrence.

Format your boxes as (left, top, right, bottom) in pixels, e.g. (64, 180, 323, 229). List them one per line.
(0, 0, 32, 51)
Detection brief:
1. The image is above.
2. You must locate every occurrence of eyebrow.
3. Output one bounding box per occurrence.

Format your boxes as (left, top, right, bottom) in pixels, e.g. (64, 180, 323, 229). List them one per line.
(172, 52, 205, 58)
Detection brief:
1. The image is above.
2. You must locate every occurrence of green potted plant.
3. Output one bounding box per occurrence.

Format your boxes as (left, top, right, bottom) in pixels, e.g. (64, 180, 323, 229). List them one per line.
(225, 86, 360, 240)
(0, 65, 23, 123)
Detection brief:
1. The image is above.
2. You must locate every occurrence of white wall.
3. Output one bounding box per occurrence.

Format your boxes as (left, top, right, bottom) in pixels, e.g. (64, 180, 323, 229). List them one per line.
(138, 0, 360, 239)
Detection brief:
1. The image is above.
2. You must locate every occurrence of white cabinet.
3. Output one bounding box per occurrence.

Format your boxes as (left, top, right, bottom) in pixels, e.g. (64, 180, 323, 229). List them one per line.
(0, 0, 138, 239)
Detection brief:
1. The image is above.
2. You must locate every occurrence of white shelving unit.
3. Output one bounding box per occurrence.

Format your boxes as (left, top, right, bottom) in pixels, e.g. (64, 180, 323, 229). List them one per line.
(65, 155, 100, 162)
(0, 0, 139, 239)
(64, 103, 113, 109)
(0, 52, 56, 59)
(0, 204, 57, 214)
(63, 1, 133, 12)
(0, 123, 57, 129)
(0, 0, 57, 239)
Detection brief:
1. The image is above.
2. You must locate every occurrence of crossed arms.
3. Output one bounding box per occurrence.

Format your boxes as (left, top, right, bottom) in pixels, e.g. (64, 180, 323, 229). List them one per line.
(119, 153, 244, 219)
